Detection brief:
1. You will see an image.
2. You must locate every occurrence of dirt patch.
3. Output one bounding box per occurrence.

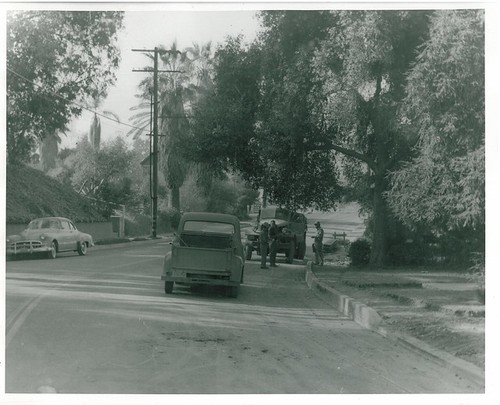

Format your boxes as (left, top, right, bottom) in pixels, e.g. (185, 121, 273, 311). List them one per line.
(384, 314, 484, 368)
(321, 249, 485, 369)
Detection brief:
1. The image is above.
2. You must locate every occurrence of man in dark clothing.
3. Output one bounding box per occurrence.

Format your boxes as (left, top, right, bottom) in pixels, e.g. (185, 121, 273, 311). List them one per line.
(312, 221, 324, 266)
(260, 222, 270, 269)
(269, 220, 279, 267)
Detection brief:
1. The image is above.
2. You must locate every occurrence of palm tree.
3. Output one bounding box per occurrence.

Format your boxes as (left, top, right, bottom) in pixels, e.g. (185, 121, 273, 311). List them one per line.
(156, 42, 194, 210)
(128, 42, 216, 211)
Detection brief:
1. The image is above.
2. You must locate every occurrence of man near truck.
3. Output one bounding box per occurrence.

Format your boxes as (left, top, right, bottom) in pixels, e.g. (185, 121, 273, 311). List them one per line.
(313, 221, 324, 266)
(269, 220, 279, 267)
(260, 222, 270, 269)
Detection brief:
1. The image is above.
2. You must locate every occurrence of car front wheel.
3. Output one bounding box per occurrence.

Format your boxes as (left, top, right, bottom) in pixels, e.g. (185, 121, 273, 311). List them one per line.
(78, 241, 87, 256)
(48, 241, 57, 259)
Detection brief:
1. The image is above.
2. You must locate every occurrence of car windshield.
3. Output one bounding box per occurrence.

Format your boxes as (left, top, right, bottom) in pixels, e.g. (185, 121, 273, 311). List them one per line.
(260, 207, 289, 221)
(26, 219, 60, 230)
(27, 220, 41, 230)
(183, 221, 235, 234)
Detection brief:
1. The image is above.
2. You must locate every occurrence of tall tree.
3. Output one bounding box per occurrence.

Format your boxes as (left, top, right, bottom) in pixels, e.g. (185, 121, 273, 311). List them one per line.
(190, 10, 432, 266)
(7, 10, 124, 163)
(129, 42, 216, 211)
(189, 36, 264, 191)
(157, 43, 193, 210)
(255, 11, 343, 210)
(310, 10, 431, 266)
(387, 10, 484, 250)
(190, 14, 342, 211)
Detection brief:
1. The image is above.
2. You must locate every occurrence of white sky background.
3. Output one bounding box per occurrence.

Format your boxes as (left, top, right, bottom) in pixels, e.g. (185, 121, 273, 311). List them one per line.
(64, 9, 261, 149)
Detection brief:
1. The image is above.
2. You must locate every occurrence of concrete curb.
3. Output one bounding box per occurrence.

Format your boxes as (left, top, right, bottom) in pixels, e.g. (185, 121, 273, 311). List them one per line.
(304, 261, 485, 389)
(305, 261, 382, 330)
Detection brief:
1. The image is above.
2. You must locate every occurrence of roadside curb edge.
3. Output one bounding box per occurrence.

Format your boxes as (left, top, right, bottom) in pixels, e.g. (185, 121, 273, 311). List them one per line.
(305, 261, 383, 330)
(304, 261, 485, 389)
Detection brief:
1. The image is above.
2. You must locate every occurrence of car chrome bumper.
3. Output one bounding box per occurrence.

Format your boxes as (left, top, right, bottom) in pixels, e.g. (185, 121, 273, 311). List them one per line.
(6, 241, 51, 255)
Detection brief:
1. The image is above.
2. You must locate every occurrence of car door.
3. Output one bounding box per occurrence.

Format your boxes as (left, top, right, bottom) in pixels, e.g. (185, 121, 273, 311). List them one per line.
(59, 220, 73, 251)
(69, 221, 82, 250)
(64, 220, 79, 251)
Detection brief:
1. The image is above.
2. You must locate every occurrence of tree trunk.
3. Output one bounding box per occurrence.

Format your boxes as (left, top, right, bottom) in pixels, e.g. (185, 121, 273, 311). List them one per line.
(170, 186, 180, 211)
(368, 73, 390, 268)
(369, 172, 388, 268)
(40, 131, 58, 172)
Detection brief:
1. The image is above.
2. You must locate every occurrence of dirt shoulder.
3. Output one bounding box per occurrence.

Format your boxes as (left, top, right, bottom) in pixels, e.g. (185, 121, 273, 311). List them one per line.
(314, 249, 485, 369)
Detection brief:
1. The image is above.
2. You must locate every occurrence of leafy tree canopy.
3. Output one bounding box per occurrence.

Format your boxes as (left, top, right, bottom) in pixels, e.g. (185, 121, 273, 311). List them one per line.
(66, 137, 137, 210)
(387, 10, 485, 232)
(180, 9, 484, 266)
(190, 14, 343, 211)
(7, 10, 124, 163)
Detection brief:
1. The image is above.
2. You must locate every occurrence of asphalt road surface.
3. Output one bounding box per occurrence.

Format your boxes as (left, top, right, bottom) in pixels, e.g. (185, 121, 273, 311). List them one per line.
(5, 239, 478, 394)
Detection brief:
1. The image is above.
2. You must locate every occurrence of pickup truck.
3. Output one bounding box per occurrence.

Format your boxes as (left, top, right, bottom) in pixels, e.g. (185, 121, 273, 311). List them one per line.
(161, 212, 244, 298)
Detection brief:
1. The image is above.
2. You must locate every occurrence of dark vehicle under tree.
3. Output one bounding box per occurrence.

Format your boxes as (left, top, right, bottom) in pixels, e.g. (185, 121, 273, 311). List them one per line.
(245, 206, 308, 263)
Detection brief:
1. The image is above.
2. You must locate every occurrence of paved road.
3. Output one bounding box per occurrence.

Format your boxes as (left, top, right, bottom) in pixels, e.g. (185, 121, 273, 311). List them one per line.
(5, 240, 479, 394)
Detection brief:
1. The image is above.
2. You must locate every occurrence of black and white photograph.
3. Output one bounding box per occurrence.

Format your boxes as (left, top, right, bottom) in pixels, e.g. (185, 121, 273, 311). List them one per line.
(1, 0, 498, 402)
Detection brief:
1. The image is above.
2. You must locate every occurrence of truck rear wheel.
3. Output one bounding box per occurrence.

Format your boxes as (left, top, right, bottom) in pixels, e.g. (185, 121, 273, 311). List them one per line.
(164, 281, 174, 294)
(245, 246, 252, 260)
(227, 286, 239, 298)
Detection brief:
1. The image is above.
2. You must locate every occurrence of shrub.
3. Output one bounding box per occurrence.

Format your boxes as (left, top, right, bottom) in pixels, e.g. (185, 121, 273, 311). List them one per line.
(348, 238, 371, 266)
(468, 252, 485, 304)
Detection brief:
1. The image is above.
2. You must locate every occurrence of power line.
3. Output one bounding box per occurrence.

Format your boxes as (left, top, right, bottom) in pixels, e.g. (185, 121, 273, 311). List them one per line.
(6, 67, 148, 134)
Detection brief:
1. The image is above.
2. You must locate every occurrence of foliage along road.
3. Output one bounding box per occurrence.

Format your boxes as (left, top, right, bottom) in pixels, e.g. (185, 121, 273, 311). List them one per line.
(5, 239, 481, 394)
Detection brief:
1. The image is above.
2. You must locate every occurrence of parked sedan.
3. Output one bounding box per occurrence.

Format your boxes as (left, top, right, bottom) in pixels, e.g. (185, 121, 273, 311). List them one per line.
(6, 217, 94, 259)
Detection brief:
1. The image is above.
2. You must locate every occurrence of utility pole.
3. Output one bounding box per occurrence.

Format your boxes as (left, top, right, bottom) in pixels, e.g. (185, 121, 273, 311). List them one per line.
(132, 47, 181, 238)
(152, 48, 159, 238)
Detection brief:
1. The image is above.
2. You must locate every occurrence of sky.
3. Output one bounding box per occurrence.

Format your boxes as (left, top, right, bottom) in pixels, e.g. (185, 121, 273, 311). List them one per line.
(64, 9, 261, 149)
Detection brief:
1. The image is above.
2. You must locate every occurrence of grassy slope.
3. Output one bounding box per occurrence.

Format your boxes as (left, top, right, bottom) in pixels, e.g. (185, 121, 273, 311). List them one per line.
(6, 164, 106, 224)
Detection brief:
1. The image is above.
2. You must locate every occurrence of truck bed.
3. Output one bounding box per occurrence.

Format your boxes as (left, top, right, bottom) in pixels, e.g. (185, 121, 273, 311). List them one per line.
(172, 245, 232, 273)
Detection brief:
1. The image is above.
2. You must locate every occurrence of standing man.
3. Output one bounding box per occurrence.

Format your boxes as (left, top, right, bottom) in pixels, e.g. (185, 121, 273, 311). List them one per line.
(260, 222, 270, 269)
(269, 220, 279, 267)
(312, 221, 324, 266)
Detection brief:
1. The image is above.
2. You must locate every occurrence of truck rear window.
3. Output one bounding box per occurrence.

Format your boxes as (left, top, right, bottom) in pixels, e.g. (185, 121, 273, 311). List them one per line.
(179, 233, 232, 249)
(182, 221, 235, 234)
